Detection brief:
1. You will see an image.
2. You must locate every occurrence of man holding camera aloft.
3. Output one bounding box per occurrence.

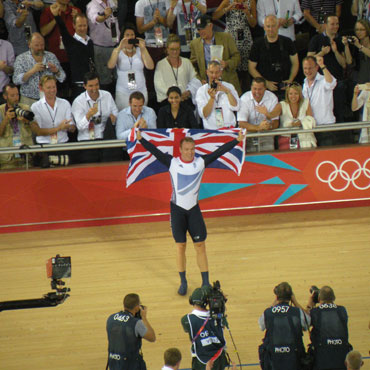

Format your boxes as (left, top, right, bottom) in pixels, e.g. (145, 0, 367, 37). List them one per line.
(258, 282, 310, 370)
(306, 285, 351, 370)
(196, 60, 239, 130)
(106, 293, 156, 370)
(181, 287, 228, 370)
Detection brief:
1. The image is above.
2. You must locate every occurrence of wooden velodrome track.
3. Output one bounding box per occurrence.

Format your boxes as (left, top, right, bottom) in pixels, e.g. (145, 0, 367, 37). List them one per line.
(0, 206, 369, 369)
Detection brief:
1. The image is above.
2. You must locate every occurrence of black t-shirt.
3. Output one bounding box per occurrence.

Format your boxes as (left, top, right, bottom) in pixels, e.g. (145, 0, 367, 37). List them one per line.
(308, 33, 345, 80)
(249, 36, 297, 83)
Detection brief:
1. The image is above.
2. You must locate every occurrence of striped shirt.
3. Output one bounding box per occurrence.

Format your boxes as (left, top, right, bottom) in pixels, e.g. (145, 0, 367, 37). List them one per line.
(301, 0, 343, 22)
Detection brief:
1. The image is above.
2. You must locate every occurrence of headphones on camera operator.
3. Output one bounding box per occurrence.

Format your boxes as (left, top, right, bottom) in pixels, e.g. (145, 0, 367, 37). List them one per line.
(189, 287, 209, 309)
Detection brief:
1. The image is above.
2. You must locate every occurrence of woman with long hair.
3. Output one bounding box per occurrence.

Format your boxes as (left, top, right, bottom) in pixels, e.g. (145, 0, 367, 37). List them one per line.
(108, 24, 154, 110)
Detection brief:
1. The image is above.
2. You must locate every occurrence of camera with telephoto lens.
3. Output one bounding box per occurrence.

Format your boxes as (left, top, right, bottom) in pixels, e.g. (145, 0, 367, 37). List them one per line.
(208, 280, 227, 320)
(14, 105, 34, 121)
(310, 285, 320, 304)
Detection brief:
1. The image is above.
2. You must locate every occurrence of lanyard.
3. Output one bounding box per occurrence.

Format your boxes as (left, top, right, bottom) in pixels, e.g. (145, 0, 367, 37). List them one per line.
(168, 58, 180, 85)
(87, 93, 102, 117)
(6, 105, 19, 135)
(148, 0, 159, 16)
(45, 102, 58, 126)
(181, 0, 195, 24)
(252, 99, 263, 124)
(306, 80, 317, 103)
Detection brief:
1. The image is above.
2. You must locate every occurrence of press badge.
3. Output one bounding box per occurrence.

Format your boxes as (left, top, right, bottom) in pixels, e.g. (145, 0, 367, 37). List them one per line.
(154, 27, 164, 47)
(88, 121, 95, 140)
(127, 71, 137, 90)
(290, 134, 298, 149)
(215, 107, 224, 128)
(12, 134, 21, 158)
(51, 132, 58, 144)
(184, 24, 193, 44)
(59, 36, 65, 50)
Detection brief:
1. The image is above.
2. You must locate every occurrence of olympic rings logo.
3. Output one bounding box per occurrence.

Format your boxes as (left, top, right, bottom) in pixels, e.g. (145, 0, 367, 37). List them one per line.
(316, 158, 370, 192)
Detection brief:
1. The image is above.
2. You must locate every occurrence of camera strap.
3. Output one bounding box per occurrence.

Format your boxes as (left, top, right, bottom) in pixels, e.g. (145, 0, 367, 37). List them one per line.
(190, 316, 209, 344)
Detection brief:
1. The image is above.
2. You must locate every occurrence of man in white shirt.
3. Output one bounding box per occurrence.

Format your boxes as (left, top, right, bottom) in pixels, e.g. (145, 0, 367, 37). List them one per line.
(31, 75, 75, 167)
(196, 60, 239, 129)
(162, 348, 182, 370)
(72, 71, 119, 163)
(302, 55, 337, 146)
(257, 0, 304, 41)
(237, 77, 279, 152)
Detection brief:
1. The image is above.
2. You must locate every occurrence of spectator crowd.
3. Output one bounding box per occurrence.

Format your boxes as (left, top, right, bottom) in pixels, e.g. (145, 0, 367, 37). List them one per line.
(1, 0, 370, 169)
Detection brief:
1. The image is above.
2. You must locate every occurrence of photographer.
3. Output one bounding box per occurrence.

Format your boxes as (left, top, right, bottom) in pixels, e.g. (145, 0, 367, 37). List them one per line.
(258, 282, 310, 370)
(181, 287, 228, 370)
(0, 83, 36, 169)
(106, 293, 156, 370)
(306, 286, 351, 370)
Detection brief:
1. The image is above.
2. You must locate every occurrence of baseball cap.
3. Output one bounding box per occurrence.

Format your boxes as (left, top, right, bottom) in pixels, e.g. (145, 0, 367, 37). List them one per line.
(196, 15, 212, 30)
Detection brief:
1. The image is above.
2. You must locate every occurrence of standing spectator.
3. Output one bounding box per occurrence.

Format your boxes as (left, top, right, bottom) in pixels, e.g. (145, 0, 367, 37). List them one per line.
(54, 13, 95, 100)
(307, 15, 348, 124)
(154, 34, 199, 107)
(302, 55, 337, 146)
(306, 286, 351, 370)
(135, 0, 169, 104)
(0, 38, 15, 103)
(212, 0, 256, 92)
(237, 77, 279, 152)
(86, 0, 120, 93)
(196, 60, 239, 129)
(301, 0, 342, 35)
(106, 293, 156, 370)
(248, 15, 299, 100)
(258, 282, 309, 370)
(107, 24, 154, 111)
(166, 0, 206, 57)
(351, 83, 370, 144)
(157, 86, 198, 128)
(256, 0, 303, 41)
(349, 20, 370, 84)
(72, 71, 119, 163)
(3, 0, 41, 56)
(13, 32, 66, 106)
(190, 15, 241, 95)
(351, 0, 370, 22)
(0, 83, 36, 169)
(116, 91, 156, 144)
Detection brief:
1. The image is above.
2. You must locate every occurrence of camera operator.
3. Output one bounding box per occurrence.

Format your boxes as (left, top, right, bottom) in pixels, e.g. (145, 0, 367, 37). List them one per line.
(306, 285, 351, 370)
(106, 293, 156, 370)
(0, 83, 37, 169)
(181, 287, 228, 370)
(258, 282, 310, 370)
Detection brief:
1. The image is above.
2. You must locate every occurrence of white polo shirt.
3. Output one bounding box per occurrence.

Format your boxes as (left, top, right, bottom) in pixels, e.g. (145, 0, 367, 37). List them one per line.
(31, 97, 73, 144)
(302, 73, 337, 126)
(196, 81, 240, 129)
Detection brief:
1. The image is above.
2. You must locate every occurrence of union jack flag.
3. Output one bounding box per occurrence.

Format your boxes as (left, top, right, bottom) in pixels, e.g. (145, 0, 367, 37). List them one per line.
(126, 128, 245, 187)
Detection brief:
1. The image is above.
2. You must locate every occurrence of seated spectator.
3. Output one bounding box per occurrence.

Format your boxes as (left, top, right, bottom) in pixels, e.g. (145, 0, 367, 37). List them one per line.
(86, 0, 120, 93)
(302, 55, 337, 146)
(157, 86, 198, 129)
(54, 13, 95, 101)
(275, 83, 317, 150)
(308, 15, 349, 124)
(116, 90, 156, 150)
(256, 0, 302, 41)
(301, 0, 342, 36)
(196, 60, 239, 129)
(351, 83, 370, 143)
(163, 347, 182, 370)
(107, 24, 154, 111)
(349, 19, 370, 85)
(166, 0, 206, 57)
(13, 32, 66, 106)
(237, 77, 279, 152)
(351, 0, 370, 22)
(0, 83, 36, 169)
(345, 350, 364, 370)
(248, 15, 299, 100)
(190, 15, 241, 95)
(154, 34, 200, 108)
(31, 75, 75, 167)
(3, 0, 41, 56)
(71, 71, 119, 163)
(0, 38, 15, 104)
(212, 0, 256, 92)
